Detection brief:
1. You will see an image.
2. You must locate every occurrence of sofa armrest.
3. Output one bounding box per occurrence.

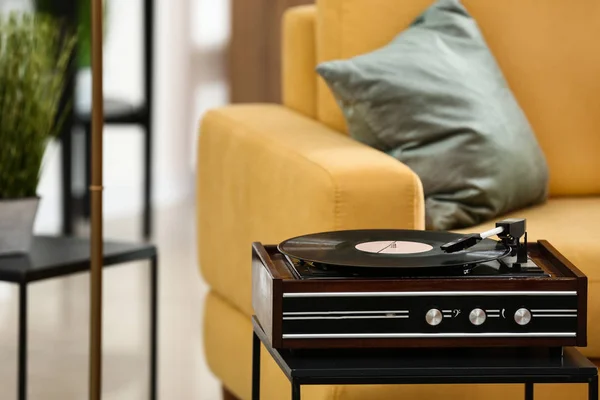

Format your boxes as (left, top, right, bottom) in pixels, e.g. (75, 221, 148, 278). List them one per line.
(197, 104, 424, 316)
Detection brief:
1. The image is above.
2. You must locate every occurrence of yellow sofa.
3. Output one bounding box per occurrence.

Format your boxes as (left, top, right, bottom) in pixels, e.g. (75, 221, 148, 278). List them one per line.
(197, 0, 600, 399)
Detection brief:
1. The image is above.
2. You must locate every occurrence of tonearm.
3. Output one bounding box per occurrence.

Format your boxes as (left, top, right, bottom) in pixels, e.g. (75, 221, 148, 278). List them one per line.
(440, 218, 528, 264)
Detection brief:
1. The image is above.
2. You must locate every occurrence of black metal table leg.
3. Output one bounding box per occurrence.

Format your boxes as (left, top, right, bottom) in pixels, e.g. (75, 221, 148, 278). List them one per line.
(142, 111, 153, 240)
(291, 380, 300, 400)
(524, 382, 534, 400)
(18, 283, 28, 400)
(590, 375, 599, 400)
(252, 331, 261, 400)
(61, 125, 74, 236)
(59, 0, 77, 236)
(150, 255, 158, 400)
(142, 0, 154, 240)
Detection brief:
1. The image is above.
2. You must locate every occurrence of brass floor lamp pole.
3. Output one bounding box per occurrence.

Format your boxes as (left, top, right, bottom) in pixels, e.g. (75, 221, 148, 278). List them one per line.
(90, 0, 104, 398)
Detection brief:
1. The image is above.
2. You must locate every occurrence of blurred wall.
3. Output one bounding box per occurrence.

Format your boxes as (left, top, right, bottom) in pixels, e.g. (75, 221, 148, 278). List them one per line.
(189, 0, 230, 168)
(0, 0, 230, 233)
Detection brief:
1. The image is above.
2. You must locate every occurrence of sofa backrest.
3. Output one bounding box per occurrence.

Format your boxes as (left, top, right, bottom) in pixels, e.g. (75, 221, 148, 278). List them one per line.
(283, 0, 600, 196)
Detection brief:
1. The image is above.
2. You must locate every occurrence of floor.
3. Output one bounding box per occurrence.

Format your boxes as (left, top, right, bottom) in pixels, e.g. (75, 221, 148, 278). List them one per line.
(0, 199, 221, 399)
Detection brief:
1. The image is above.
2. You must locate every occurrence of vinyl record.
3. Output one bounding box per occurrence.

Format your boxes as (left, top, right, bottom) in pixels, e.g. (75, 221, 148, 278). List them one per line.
(278, 230, 510, 269)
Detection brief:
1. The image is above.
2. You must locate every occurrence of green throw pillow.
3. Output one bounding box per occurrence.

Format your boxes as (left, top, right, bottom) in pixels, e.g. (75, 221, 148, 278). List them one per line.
(316, 0, 548, 231)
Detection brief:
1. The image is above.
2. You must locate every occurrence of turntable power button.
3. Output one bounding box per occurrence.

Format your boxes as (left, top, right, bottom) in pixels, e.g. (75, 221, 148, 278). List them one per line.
(426, 309, 443, 326)
(514, 308, 532, 326)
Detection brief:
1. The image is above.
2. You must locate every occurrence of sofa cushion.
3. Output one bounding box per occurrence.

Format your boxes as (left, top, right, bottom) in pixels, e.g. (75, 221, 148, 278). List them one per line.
(317, 0, 549, 231)
(315, 0, 600, 196)
(456, 197, 600, 357)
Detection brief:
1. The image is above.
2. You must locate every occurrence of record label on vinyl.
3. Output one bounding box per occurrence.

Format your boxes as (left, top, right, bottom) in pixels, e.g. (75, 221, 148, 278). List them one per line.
(355, 241, 433, 254)
(278, 230, 510, 269)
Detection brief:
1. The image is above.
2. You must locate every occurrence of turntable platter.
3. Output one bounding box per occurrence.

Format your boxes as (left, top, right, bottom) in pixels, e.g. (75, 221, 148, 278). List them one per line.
(278, 230, 510, 269)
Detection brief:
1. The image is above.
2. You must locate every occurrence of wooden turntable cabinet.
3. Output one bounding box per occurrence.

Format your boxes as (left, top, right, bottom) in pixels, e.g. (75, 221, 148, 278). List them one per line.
(252, 223, 587, 350)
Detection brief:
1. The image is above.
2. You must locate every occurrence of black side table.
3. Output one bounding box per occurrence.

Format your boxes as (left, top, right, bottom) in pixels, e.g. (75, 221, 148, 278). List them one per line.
(252, 317, 598, 400)
(0, 236, 158, 400)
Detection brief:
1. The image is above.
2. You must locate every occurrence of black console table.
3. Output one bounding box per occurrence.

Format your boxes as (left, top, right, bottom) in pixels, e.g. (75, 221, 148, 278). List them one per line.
(252, 316, 598, 400)
(0, 236, 158, 400)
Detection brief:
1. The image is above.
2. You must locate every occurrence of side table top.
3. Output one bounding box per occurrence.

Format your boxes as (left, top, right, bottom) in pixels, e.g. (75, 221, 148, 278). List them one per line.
(0, 235, 157, 283)
(252, 317, 598, 384)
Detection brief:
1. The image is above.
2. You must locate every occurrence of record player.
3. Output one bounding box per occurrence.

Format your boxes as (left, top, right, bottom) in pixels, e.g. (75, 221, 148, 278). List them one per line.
(252, 219, 587, 350)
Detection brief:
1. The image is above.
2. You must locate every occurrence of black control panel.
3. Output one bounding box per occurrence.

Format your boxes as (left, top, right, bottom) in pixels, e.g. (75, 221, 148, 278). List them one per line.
(281, 292, 578, 338)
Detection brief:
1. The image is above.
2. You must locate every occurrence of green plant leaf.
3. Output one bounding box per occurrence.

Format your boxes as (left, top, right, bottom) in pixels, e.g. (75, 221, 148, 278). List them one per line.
(0, 12, 76, 199)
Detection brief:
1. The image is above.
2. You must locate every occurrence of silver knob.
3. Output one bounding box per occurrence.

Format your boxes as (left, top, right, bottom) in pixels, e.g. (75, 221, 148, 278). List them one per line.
(469, 308, 486, 326)
(425, 308, 443, 326)
(514, 308, 532, 326)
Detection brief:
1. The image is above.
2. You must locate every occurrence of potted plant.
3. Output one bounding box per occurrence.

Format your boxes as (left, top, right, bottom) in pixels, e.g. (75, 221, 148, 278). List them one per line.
(0, 12, 76, 255)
